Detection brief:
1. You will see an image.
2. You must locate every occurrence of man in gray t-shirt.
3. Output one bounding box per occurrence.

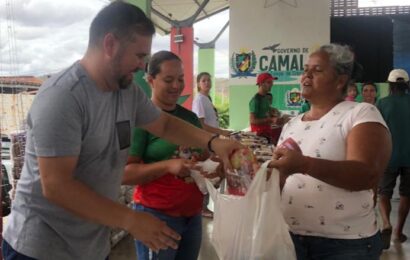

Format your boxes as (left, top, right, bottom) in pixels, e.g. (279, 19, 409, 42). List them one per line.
(2, 2, 241, 260)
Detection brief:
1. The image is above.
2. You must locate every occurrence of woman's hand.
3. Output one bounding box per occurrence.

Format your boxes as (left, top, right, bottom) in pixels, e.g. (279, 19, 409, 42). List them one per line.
(191, 158, 225, 179)
(269, 148, 310, 177)
(201, 163, 225, 180)
(166, 159, 192, 178)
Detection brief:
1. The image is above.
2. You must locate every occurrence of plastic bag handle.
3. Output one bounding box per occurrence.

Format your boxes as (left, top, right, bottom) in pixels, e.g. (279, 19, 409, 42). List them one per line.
(205, 176, 219, 201)
(205, 161, 279, 200)
(244, 160, 278, 198)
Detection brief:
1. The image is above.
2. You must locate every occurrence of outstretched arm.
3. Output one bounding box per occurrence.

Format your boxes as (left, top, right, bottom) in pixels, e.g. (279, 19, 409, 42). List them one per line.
(142, 112, 243, 170)
(198, 118, 231, 136)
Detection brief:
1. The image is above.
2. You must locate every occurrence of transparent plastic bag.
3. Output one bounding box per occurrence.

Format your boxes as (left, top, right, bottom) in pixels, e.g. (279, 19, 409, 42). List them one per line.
(226, 148, 260, 196)
(206, 161, 296, 260)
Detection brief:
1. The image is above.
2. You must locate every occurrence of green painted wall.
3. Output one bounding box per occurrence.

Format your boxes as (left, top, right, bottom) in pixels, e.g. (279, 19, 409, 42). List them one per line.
(198, 48, 216, 101)
(379, 83, 389, 97)
(270, 84, 301, 112)
(229, 85, 258, 130)
(134, 70, 151, 97)
(126, 0, 151, 13)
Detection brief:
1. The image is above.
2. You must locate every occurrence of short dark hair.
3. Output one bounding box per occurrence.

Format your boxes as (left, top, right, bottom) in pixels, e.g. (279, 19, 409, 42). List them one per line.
(89, 1, 155, 47)
(147, 51, 181, 78)
(362, 82, 378, 93)
(347, 81, 358, 92)
(196, 72, 211, 91)
(389, 81, 409, 94)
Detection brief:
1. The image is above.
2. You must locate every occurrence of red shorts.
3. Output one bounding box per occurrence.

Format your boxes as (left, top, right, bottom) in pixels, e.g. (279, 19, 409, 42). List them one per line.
(250, 124, 282, 145)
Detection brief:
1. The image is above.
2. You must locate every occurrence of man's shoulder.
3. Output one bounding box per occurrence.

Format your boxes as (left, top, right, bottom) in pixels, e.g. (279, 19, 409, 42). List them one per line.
(377, 95, 402, 106)
(38, 62, 87, 96)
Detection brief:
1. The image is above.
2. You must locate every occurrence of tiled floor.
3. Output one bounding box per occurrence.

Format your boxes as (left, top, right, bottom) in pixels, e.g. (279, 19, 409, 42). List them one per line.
(110, 198, 410, 260)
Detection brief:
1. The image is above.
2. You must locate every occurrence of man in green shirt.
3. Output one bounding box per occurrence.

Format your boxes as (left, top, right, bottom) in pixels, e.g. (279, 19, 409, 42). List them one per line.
(249, 72, 281, 144)
(377, 69, 410, 249)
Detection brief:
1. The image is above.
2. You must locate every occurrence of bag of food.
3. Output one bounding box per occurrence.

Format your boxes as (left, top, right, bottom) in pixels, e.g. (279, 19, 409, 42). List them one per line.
(205, 161, 296, 260)
(225, 148, 260, 195)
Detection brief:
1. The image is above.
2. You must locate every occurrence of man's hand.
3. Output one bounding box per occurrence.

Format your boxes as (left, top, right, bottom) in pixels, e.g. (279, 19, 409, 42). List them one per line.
(127, 211, 181, 252)
(166, 159, 191, 178)
(210, 139, 244, 171)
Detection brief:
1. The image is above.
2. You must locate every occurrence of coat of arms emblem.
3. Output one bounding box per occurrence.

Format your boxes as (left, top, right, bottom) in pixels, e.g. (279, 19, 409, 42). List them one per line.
(286, 88, 303, 107)
(230, 49, 257, 78)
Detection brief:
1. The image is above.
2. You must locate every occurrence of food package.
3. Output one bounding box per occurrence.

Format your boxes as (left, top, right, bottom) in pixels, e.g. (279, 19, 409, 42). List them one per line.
(173, 146, 204, 161)
(226, 148, 260, 196)
(278, 137, 301, 152)
(9, 131, 27, 199)
(230, 132, 269, 146)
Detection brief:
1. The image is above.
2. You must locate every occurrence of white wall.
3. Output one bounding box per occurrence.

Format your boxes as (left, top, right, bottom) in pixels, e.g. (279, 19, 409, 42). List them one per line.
(229, 0, 330, 85)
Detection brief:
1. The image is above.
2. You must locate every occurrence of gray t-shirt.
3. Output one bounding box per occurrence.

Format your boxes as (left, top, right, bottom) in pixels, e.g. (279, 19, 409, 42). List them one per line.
(3, 62, 161, 260)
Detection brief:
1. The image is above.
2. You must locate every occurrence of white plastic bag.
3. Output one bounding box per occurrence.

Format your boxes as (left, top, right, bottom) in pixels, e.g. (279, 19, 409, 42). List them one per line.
(205, 161, 296, 260)
(191, 159, 221, 194)
(190, 170, 220, 194)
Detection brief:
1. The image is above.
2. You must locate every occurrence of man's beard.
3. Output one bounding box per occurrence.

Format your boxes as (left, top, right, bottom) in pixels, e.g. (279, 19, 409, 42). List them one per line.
(112, 49, 138, 90)
(118, 74, 133, 89)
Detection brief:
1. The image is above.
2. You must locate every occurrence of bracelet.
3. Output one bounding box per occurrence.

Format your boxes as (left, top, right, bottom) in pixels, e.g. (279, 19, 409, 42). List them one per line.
(207, 134, 220, 153)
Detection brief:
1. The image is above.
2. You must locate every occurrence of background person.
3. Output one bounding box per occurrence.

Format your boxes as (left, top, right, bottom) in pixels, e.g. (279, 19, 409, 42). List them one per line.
(270, 44, 391, 259)
(344, 81, 358, 101)
(265, 92, 285, 125)
(2, 3, 241, 260)
(361, 82, 378, 105)
(192, 72, 230, 218)
(123, 51, 218, 260)
(377, 69, 410, 249)
(249, 72, 281, 144)
(192, 72, 231, 137)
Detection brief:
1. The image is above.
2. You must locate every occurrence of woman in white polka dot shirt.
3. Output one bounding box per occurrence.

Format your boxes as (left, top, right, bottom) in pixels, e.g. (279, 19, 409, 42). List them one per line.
(270, 43, 391, 260)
